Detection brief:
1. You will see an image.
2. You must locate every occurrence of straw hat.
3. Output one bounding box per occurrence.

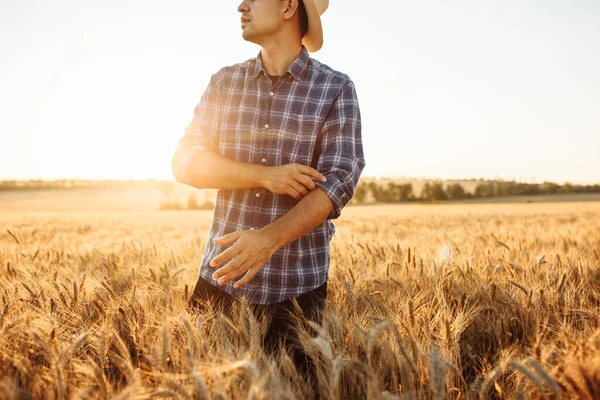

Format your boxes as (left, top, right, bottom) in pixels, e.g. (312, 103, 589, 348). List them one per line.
(302, 0, 329, 52)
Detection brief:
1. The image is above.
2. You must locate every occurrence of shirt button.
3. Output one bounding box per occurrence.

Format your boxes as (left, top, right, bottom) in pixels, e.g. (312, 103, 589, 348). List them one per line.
(269, 91, 274, 96)
(264, 124, 269, 129)
(261, 157, 267, 163)
(256, 193, 261, 198)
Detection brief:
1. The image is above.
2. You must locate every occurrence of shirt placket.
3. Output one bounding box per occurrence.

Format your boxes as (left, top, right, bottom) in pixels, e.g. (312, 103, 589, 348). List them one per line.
(250, 74, 281, 231)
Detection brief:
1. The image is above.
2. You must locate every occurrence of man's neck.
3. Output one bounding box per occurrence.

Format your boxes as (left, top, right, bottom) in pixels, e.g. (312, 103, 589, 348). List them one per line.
(259, 41, 303, 76)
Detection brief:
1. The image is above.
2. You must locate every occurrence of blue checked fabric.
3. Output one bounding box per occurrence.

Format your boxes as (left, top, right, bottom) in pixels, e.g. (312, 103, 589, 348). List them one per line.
(174, 45, 366, 304)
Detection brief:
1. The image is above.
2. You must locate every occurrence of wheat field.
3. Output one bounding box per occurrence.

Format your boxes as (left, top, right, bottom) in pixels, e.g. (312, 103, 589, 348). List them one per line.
(1, 202, 599, 399)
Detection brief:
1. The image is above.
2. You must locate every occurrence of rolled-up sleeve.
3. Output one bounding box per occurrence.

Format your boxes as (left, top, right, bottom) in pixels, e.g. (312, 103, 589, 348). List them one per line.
(172, 73, 222, 183)
(313, 79, 366, 220)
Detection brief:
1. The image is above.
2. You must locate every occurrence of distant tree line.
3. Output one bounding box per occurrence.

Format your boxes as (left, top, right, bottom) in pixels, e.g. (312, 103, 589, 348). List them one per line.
(352, 179, 600, 203)
(2, 178, 599, 207)
(157, 181, 215, 211)
(0, 179, 159, 191)
(159, 193, 214, 211)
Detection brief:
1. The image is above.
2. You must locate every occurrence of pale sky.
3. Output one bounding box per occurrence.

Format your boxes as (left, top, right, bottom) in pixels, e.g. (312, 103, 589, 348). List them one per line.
(1, 0, 599, 184)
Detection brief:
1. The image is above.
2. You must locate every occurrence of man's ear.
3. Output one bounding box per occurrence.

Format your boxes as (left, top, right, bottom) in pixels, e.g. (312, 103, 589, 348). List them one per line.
(282, 0, 299, 21)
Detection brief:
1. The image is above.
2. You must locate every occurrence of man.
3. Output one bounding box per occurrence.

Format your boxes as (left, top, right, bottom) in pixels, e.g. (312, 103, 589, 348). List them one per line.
(172, 0, 365, 397)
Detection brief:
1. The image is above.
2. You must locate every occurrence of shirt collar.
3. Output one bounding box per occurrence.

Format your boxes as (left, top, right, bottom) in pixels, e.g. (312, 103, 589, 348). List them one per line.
(252, 45, 310, 81)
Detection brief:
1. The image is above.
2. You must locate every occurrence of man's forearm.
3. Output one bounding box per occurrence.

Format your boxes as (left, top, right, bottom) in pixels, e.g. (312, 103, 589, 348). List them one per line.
(174, 149, 267, 190)
(260, 187, 334, 250)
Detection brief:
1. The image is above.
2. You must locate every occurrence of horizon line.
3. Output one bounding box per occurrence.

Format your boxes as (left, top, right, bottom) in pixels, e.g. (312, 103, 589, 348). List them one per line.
(1, 176, 599, 186)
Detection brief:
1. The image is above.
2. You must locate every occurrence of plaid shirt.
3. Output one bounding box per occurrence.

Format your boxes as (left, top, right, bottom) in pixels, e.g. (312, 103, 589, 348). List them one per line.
(174, 45, 366, 304)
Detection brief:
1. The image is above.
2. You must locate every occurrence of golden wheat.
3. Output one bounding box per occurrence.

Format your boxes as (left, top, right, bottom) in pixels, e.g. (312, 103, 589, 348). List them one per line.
(0, 202, 599, 399)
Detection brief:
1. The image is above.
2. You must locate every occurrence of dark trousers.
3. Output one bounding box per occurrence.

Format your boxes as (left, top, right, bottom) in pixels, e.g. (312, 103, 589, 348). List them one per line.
(188, 275, 327, 399)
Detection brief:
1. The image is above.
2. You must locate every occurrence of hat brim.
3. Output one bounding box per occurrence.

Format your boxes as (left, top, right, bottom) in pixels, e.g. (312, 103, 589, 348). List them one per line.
(302, 0, 324, 53)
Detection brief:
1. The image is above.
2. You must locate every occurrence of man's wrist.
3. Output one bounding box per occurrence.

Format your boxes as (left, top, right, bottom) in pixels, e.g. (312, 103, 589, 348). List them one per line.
(248, 164, 270, 188)
(259, 223, 286, 251)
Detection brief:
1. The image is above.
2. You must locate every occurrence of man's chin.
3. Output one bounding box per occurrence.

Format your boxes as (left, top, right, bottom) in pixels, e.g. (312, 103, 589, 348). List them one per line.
(241, 31, 259, 45)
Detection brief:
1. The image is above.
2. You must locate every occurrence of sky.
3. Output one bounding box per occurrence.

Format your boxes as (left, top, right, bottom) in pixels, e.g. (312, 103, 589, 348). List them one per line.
(1, 0, 599, 184)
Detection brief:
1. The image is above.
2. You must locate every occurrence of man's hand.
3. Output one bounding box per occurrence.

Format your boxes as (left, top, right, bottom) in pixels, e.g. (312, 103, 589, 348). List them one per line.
(208, 228, 280, 289)
(260, 163, 327, 200)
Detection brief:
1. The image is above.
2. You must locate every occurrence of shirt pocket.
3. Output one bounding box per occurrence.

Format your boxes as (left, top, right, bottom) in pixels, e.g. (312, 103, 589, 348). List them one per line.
(276, 114, 320, 167)
(219, 104, 259, 162)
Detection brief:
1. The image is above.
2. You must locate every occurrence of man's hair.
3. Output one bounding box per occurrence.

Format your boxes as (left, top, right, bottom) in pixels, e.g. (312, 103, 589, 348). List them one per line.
(283, 0, 308, 37)
(298, 0, 308, 37)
